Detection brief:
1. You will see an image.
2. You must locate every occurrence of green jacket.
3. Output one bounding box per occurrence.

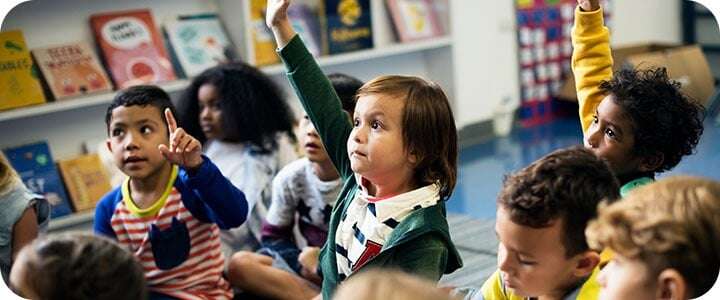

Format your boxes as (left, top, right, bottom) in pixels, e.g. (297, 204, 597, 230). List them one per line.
(279, 35, 462, 299)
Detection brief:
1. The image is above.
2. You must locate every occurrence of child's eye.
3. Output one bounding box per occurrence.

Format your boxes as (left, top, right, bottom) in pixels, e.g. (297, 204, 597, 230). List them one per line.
(353, 118, 360, 127)
(111, 128, 124, 137)
(592, 115, 599, 124)
(304, 115, 310, 120)
(371, 120, 381, 130)
(604, 128, 616, 139)
(141, 126, 153, 134)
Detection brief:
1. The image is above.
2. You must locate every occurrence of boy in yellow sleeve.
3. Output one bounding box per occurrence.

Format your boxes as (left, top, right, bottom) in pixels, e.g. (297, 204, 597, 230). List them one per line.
(464, 147, 620, 300)
(572, 0, 704, 196)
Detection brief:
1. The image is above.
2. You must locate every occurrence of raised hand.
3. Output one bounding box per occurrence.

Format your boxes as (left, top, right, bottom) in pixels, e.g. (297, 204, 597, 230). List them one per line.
(266, 0, 296, 48)
(578, 0, 600, 12)
(158, 108, 204, 170)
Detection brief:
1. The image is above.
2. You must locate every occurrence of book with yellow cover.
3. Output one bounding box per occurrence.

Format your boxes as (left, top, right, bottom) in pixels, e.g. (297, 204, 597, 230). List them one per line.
(250, 0, 280, 66)
(0, 30, 47, 111)
(57, 154, 112, 212)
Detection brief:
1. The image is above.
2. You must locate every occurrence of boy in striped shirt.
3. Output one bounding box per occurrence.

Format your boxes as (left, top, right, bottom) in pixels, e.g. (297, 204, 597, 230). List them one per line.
(94, 85, 249, 300)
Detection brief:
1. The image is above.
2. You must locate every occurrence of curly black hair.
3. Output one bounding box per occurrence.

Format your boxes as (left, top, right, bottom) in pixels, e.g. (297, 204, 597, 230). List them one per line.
(176, 62, 296, 153)
(498, 146, 620, 257)
(599, 67, 705, 173)
(327, 73, 363, 114)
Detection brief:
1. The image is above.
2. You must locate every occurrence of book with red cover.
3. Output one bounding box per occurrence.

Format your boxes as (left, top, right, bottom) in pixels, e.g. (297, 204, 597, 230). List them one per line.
(32, 41, 113, 100)
(90, 9, 176, 89)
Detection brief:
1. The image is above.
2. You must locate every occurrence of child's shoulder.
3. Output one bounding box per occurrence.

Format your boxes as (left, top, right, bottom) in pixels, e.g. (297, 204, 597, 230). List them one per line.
(275, 157, 311, 182)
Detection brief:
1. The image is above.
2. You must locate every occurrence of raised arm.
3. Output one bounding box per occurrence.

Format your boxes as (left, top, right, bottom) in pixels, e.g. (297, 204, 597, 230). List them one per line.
(572, 0, 613, 133)
(266, 0, 354, 179)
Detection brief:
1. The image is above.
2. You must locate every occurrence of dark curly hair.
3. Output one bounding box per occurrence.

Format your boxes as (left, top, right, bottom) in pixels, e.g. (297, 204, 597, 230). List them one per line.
(105, 85, 176, 136)
(16, 233, 147, 300)
(599, 67, 705, 173)
(176, 62, 296, 153)
(498, 146, 620, 257)
(327, 73, 363, 115)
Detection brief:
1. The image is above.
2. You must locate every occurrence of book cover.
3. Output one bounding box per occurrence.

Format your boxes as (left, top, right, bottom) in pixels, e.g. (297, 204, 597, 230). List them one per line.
(0, 30, 47, 111)
(32, 41, 112, 100)
(57, 154, 111, 212)
(250, 0, 280, 66)
(386, 0, 444, 42)
(164, 14, 236, 78)
(3, 142, 74, 218)
(325, 0, 373, 54)
(90, 9, 176, 89)
(288, 3, 323, 57)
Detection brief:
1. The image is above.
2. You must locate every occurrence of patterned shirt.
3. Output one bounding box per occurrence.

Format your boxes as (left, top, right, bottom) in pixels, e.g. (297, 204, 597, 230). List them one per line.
(335, 178, 441, 279)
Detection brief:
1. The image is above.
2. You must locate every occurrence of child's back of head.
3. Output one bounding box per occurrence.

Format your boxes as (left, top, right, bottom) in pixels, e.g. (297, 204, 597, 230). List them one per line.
(10, 233, 147, 300)
(328, 73, 363, 116)
(587, 176, 720, 299)
(334, 268, 459, 300)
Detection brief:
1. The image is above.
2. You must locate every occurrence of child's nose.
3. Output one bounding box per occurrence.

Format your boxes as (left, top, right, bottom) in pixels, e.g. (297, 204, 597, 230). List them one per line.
(124, 133, 140, 150)
(585, 127, 601, 148)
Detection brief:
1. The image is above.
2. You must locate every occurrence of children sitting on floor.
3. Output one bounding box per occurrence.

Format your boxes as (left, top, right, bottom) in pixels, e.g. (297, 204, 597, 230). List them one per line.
(572, 0, 704, 196)
(466, 147, 619, 300)
(94, 85, 248, 299)
(586, 176, 720, 300)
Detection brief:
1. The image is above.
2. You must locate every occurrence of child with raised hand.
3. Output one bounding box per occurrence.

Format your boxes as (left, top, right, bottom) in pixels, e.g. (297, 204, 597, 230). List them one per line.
(176, 62, 298, 253)
(227, 73, 362, 300)
(10, 233, 147, 300)
(94, 85, 248, 299)
(466, 147, 620, 300)
(573, 0, 704, 195)
(0, 153, 48, 285)
(266, 1, 462, 298)
(586, 176, 720, 300)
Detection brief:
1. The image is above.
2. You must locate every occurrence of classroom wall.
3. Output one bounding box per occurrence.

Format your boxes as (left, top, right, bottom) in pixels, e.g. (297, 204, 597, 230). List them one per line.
(449, 0, 683, 129)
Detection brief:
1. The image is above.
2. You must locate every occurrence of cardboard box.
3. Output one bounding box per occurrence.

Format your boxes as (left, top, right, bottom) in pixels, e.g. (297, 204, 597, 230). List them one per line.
(557, 43, 715, 107)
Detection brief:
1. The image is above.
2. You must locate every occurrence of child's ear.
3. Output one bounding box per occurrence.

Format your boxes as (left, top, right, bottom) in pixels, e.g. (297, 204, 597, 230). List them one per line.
(106, 138, 113, 153)
(656, 269, 688, 300)
(638, 152, 664, 173)
(572, 251, 600, 278)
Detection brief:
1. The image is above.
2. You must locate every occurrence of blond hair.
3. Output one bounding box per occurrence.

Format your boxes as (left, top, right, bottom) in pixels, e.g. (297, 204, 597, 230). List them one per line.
(0, 152, 21, 196)
(586, 176, 720, 298)
(356, 75, 457, 200)
(334, 269, 459, 300)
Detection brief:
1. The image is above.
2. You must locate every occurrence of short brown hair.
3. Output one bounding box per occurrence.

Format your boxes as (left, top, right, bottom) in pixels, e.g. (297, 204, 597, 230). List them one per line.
(586, 176, 720, 298)
(498, 146, 620, 256)
(16, 233, 147, 299)
(357, 75, 457, 200)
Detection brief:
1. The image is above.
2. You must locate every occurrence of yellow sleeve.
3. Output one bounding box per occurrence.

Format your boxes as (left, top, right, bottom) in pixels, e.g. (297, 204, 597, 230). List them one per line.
(480, 270, 524, 300)
(571, 6, 613, 133)
(576, 265, 602, 300)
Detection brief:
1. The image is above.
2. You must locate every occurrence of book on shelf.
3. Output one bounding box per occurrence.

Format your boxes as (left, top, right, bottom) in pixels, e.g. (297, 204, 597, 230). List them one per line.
(0, 30, 47, 111)
(249, 0, 280, 66)
(89, 9, 176, 89)
(31, 41, 113, 100)
(57, 153, 111, 212)
(288, 3, 323, 57)
(164, 14, 237, 78)
(386, 0, 444, 42)
(324, 0, 373, 54)
(3, 141, 74, 218)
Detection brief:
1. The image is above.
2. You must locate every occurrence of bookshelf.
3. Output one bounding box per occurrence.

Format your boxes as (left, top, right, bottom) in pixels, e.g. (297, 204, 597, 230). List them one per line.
(1, 0, 464, 231)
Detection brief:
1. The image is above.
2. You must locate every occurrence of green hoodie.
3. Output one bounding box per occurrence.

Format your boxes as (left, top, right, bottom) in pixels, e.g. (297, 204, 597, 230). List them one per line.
(278, 35, 462, 299)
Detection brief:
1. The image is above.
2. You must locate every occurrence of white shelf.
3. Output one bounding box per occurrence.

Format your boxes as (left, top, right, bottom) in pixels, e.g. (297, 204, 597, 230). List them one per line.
(48, 211, 95, 231)
(0, 37, 452, 123)
(0, 80, 191, 122)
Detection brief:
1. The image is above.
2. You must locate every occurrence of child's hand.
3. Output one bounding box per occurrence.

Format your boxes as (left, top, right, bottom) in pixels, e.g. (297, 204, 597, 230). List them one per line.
(577, 0, 599, 11)
(158, 108, 204, 171)
(298, 246, 321, 283)
(266, 0, 296, 48)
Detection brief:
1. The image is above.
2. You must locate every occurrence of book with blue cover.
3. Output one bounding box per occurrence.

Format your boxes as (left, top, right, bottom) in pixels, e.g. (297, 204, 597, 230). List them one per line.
(164, 14, 236, 78)
(3, 142, 74, 218)
(324, 0, 373, 54)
